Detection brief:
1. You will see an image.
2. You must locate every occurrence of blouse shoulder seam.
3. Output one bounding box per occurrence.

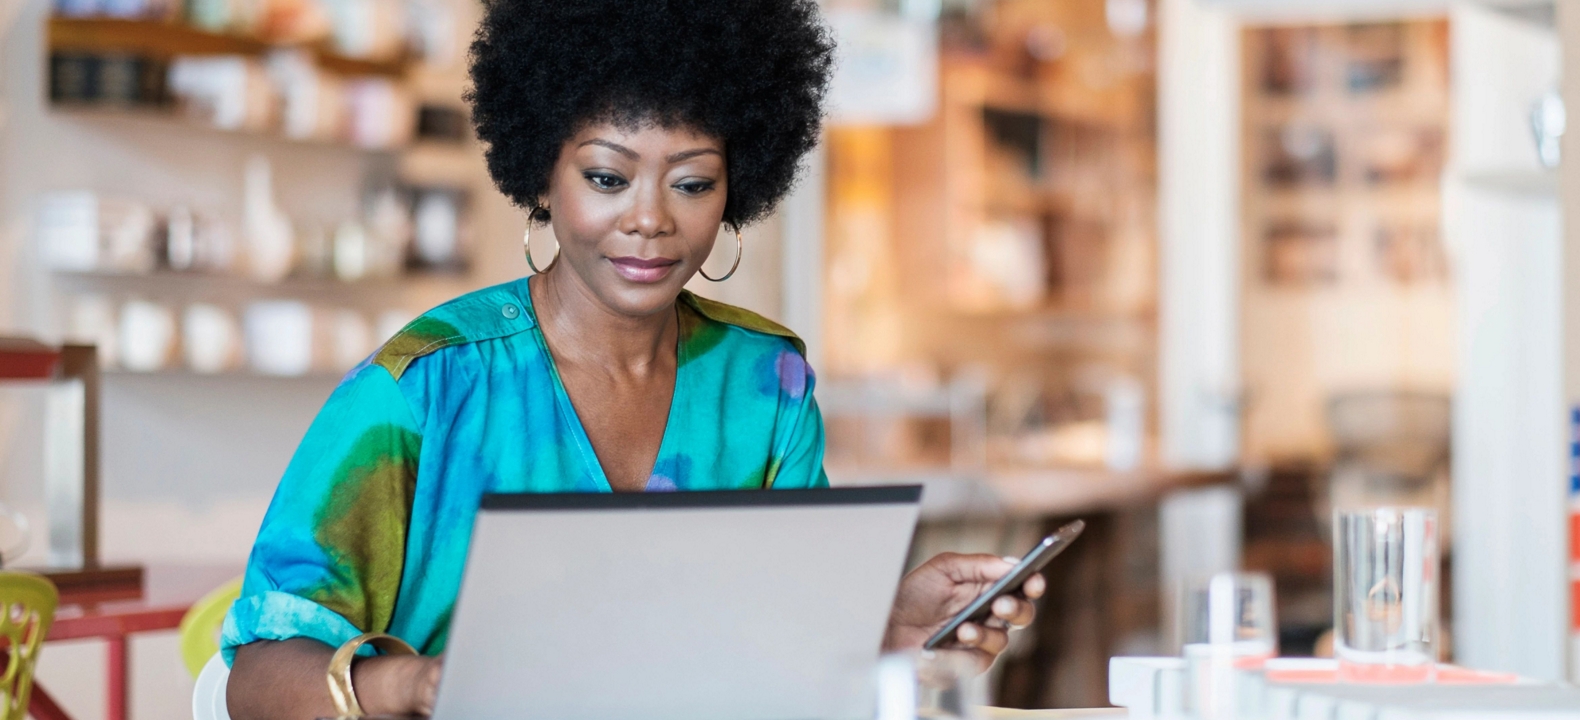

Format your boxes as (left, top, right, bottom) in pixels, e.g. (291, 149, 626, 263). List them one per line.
(679, 291, 806, 356)
(372, 281, 534, 380)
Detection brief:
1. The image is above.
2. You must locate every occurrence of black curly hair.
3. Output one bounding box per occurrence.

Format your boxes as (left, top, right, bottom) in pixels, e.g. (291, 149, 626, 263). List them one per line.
(467, 0, 836, 229)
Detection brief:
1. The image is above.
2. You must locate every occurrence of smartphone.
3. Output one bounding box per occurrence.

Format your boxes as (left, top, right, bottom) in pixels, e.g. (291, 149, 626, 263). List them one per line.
(922, 519, 1085, 650)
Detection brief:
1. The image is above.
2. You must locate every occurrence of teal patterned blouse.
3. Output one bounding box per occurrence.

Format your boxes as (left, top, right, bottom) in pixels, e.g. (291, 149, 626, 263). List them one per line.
(221, 277, 829, 662)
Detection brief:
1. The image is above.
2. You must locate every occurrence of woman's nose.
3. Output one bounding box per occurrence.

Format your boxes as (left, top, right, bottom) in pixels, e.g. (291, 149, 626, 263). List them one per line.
(621, 182, 673, 238)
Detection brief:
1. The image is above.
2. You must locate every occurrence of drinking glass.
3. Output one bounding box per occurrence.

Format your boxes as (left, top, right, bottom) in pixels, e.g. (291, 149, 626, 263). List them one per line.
(873, 650, 986, 720)
(1176, 572, 1277, 719)
(1333, 507, 1439, 683)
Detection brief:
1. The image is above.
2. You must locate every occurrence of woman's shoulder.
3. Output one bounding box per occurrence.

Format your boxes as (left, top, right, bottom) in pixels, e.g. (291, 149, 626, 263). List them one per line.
(371, 278, 535, 380)
(677, 292, 816, 407)
(677, 291, 806, 358)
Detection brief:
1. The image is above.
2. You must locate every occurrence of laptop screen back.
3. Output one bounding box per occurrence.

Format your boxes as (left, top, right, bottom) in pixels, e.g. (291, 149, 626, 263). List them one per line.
(433, 486, 922, 720)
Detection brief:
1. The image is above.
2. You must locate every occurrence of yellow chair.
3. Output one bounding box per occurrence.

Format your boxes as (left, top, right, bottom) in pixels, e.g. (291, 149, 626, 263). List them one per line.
(178, 577, 243, 678)
(0, 571, 58, 720)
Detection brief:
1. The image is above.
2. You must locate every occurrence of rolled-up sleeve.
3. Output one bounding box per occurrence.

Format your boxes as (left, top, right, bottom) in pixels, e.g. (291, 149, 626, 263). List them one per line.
(222, 363, 422, 664)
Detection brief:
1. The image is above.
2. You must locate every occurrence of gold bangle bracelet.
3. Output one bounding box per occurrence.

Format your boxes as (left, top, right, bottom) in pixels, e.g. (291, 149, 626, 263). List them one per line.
(326, 632, 419, 718)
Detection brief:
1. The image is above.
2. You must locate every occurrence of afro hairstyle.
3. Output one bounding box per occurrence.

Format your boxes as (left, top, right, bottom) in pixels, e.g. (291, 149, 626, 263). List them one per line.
(467, 0, 836, 229)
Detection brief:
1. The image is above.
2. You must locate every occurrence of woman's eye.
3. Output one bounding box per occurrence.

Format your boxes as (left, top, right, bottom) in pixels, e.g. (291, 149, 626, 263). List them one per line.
(675, 180, 716, 195)
(584, 173, 627, 190)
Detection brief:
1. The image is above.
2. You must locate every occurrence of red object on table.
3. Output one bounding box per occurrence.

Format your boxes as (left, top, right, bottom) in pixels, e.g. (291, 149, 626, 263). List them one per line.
(1265, 659, 1521, 686)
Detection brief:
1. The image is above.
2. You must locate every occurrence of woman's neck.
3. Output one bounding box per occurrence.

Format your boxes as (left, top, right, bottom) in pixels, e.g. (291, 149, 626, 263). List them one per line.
(529, 269, 677, 378)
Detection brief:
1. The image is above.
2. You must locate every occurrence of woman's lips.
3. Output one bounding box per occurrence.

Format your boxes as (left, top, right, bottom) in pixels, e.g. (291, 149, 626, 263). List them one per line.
(608, 256, 680, 283)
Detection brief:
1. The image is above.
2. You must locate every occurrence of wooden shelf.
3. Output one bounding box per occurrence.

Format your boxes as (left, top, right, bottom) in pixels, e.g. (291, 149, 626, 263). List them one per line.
(47, 16, 407, 78)
(1457, 168, 1559, 196)
(54, 268, 470, 293)
(51, 270, 479, 318)
(50, 104, 406, 154)
(105, 368, 346, 381)
(827, 463, 1233, 519)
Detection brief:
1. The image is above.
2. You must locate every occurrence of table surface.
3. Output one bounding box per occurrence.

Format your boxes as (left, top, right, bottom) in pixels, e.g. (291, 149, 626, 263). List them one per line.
(48, 563, 242, 638)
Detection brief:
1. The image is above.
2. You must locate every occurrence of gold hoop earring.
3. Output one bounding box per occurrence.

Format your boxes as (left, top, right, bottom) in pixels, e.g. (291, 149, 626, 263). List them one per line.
(699, 226, 742, 282)
(524, 217, 559, 274)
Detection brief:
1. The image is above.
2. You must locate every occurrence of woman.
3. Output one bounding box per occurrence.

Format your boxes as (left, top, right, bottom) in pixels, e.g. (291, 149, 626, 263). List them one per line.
(224, 1, 1045, 717)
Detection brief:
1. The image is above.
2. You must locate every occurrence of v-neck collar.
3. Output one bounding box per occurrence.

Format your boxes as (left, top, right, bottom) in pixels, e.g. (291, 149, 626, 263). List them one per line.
(517, 275, 687, 493)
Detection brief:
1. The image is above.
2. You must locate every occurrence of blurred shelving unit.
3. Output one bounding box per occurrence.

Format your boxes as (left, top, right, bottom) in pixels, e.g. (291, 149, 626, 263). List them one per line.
(47, 104, 403, 154)
(821, 0, 1161, 476)
(817, 3, 1182, 707)
(1238, 20, 1453, 460)
(30, 8, 492, 380)
(48, 268, 476, 378)
(102, 367, 345, 381)
(51, 269, 473, 304)
(44, 16, 418, 151)
(46, 17, 408, 77)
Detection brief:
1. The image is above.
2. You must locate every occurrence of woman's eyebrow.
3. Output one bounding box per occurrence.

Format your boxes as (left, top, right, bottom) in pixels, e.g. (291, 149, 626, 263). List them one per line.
(577, 138, 639, 159)
(666, 148, 723, 163)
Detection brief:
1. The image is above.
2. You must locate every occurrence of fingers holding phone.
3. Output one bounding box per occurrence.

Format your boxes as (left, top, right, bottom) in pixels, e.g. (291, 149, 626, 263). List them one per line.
(881, 521, 1080, 671)
(988, 586, 1041, 629)
(953, 620, 1008, 666)
(921, 520, 1083, 652)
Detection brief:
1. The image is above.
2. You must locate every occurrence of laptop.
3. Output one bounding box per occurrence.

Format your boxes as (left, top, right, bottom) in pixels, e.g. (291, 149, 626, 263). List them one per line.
(431, 486, 923, 720)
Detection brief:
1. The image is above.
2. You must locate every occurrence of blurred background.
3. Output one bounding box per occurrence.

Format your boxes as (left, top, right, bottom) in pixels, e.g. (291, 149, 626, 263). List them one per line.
(0, 0, 1576, 716)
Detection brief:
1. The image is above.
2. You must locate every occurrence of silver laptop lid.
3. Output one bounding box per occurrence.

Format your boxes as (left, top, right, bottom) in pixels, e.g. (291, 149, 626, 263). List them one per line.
(433, 486, 923, 720)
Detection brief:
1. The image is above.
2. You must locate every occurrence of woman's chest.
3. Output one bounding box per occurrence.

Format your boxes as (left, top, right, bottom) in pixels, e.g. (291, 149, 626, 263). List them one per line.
(556, 363, 676, 492)
(414, 369, 783, 495)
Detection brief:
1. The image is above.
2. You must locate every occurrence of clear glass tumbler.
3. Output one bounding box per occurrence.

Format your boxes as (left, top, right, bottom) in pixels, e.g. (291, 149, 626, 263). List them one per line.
(1333, 507, 1439, 683)
(1178, 572, 1277, 720)
(873, 650, 987, 720)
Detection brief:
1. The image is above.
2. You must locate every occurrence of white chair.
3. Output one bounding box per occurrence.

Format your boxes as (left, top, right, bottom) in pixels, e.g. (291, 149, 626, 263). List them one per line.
(192, 653, 232, 720)
(181, 578, 241, 720)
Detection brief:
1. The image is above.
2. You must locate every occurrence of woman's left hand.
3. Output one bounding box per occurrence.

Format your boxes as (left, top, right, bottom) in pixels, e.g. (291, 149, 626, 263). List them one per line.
(882, 553, 1045, 671)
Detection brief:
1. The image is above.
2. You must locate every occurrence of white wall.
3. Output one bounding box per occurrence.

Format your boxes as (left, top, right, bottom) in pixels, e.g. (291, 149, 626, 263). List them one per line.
(1559, 0, 1580, 683)
(1158, 0, 1243, 471)
(779, 143, 826, 367)
(1155, 0, 1248, 662)
(1447, 2, 1567, 681)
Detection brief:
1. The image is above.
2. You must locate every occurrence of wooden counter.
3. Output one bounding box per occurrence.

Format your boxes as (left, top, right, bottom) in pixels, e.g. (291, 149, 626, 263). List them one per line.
(829, 464, 1235, 519)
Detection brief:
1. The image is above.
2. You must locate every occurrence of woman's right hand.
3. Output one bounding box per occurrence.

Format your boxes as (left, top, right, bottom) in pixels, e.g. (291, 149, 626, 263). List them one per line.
(354, 654, 444, 716)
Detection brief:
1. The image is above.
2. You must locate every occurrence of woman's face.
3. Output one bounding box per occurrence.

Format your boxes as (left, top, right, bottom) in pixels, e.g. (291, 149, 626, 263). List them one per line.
(542, 121, 728, 318)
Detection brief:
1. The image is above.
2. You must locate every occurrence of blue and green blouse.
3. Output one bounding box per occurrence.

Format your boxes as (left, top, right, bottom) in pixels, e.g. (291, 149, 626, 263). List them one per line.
(221, 277, 828, 661)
